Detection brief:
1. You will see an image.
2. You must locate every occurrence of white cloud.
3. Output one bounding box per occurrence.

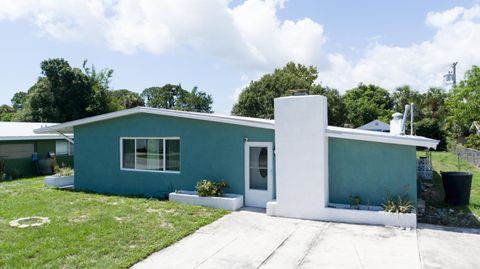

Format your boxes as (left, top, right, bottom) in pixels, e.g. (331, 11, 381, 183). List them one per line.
(1, 1, 479, 95)
(320, 4, 480, 92)
(0, 0, 327, 69)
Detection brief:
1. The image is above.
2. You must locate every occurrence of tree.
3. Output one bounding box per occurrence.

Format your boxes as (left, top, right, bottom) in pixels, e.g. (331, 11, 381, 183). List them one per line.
(141, 84, 213, 113)
(82, 60, 117, 115)
(0, 105, 15, 121)
(111, 89, 145, 109)
(343, 84, 393, 127)
(415, 87, 448, 150)
(391, 86, 421, 113)
(446, 65, 480, 137)
(232, 62, 318, 119)
(19, 58, 117, 122)
(11, 91, 27, 111)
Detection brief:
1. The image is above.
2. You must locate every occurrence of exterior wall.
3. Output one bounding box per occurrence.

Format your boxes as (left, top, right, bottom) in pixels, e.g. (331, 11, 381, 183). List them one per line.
(74, 113, 275, 198)
(328, 137, 417, 206)
(0, 139, 74, 177)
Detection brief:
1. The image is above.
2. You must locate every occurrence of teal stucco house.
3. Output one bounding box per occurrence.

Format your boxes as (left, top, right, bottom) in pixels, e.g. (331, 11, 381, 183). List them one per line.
(35, 95, 438, 227)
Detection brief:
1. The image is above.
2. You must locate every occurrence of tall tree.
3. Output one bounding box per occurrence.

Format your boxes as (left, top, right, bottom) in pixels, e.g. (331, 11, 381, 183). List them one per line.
(111, 89, 145, 109)
(343, 83, 393, 127)
(11, 91, 27, 111)
(231, 62, 346, 125)
(232, 62, 318, 119)
(141, 84, 213, 113)
(19, 58, 116, 122)
(446, 65, 480, 137)
(391, 85, 422, 113)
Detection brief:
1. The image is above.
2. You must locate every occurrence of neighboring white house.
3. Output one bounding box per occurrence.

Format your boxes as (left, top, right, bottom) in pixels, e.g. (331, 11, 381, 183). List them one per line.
(357, 120, 390, 132)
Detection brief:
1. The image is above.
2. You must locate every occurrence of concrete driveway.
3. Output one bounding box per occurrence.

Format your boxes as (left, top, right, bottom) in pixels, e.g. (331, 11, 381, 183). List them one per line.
(132, 208, 480, 269)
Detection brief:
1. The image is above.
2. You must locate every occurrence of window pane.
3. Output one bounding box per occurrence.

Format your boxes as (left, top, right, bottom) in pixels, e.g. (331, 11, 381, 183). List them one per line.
(122, 139, 135, 169)
(135, 139, 147, 170)
(166, 139, 180, 171)
(249, 147, 268, 190)
(136, 139, 163, 171)
(147, 139, 163, 170)
(69, 142, 74, 155)
(56, 141, 68, 156)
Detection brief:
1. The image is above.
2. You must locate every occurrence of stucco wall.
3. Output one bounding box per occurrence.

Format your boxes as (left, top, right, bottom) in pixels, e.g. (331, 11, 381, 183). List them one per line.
(74, 113, 275, 198)
(328, 137, 417, 206)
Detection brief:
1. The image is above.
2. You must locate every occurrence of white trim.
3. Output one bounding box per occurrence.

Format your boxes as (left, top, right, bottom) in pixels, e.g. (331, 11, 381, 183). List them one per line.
(120, 137, 181, 173)
(34, 107, 275, 134)
(326, 126, 439, 148)
(244, 141, 273, 208)
(0, 135, 73, 141)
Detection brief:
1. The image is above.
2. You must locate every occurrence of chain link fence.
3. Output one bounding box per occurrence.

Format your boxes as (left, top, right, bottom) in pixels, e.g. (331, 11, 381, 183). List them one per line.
(453, 144, 480, 168)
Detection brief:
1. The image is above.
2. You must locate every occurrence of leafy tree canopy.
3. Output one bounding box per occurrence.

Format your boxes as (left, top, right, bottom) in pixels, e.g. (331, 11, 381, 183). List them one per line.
(18, 58, 116, 122)
(11, 91, 27, 111)
(141, 84, 213, 113)
(111, 89, 145, 109)
(231, 62, 346, 125)
(446, 65, 480, 137)
(343, 83, 393, 127)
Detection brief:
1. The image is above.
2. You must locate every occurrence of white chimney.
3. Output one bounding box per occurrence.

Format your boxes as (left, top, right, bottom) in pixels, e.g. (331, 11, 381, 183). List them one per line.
(390, 112, 403, 135)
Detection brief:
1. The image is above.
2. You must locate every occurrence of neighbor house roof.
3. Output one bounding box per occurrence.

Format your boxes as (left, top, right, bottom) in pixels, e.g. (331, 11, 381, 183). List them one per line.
(0, 122, 72, 141)
(357, 120, 390, 132)
(34, 106, 439, 148)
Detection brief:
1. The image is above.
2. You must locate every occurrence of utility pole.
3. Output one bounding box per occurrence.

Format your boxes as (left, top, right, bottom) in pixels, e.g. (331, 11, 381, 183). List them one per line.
(452, 62, 458, 86)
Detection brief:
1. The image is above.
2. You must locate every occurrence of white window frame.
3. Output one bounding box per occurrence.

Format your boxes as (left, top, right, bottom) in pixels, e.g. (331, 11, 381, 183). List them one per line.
(120, 137, 180, 174)
(55, 140, 73, 156)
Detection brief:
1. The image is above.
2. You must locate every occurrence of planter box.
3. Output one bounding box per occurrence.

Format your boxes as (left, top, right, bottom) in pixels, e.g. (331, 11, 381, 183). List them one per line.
(169, 191, 243, 211)
(323, 204, 417, 228)
(44, 175, 74, 188)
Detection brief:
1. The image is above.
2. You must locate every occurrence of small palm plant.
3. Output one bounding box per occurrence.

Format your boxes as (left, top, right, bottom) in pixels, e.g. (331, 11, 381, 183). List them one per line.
(382, 195, 414, 214)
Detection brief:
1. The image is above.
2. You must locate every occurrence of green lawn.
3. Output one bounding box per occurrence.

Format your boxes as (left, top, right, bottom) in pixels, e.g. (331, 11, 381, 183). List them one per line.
(0, 177, 228, 268)
(418, 151, 480, 227)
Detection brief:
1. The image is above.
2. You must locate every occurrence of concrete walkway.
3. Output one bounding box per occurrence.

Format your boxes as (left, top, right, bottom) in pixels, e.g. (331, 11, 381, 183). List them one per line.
(132, 208, 480, 269)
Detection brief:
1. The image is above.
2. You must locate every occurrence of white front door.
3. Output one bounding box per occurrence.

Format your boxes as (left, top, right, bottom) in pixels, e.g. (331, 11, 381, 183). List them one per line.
(244, 142, 273, 208)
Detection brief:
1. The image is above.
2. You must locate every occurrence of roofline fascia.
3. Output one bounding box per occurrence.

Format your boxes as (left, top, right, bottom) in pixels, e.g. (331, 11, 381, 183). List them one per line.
(34, 107, 275, 134)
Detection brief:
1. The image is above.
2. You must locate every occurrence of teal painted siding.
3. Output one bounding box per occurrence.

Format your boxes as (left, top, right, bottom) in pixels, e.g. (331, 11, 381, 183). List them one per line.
(74, 113, 275, 198)
(328, 137, 417, 206)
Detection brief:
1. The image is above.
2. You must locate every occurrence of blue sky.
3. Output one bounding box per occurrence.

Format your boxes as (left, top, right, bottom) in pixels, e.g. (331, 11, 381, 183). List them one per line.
(1, 0, 479, 114)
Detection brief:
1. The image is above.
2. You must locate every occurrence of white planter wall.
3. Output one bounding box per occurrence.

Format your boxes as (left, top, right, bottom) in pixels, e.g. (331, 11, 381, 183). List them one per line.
(169, 191, 243, 211)
(44, 175, 74, 188)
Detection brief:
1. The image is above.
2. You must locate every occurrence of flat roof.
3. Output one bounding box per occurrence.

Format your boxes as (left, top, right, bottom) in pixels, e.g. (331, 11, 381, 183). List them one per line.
(34, 107, 439, 149)
(0, 122, 72, 141)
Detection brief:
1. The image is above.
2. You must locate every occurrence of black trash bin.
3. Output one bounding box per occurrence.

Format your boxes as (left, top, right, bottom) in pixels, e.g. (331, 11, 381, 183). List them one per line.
(440, 172, 473, 206)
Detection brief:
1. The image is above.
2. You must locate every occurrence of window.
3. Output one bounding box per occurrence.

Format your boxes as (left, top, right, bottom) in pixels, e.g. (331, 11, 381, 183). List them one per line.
(121, 138, 180, 172)
(55, 140, 74, 156)
(0, 143, 34, 159)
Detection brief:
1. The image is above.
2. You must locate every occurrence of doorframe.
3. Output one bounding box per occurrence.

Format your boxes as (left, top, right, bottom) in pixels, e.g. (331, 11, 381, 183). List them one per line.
(244, 141, 274, 208)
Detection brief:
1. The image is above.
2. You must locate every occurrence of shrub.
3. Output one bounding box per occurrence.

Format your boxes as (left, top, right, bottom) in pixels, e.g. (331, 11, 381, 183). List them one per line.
(195, 179, 228, 197)
(382, 196, 414, 214)
(465, 134, 480, 150)
(349, 195, 362, 210)
(54, 166, 74, 177)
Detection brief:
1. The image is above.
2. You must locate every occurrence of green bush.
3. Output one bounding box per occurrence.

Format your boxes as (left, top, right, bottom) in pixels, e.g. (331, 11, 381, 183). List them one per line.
(465, 134, 480, 150)
(195, 179, 228, 197)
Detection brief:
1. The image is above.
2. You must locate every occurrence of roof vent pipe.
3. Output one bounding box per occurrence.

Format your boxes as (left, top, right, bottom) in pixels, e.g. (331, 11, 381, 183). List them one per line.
(400, 104, 410, 135)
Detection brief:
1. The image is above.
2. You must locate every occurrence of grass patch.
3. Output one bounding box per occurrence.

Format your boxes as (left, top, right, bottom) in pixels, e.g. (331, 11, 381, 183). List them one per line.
(417, 151, 480, 227)
(0, 177, 228, 268)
